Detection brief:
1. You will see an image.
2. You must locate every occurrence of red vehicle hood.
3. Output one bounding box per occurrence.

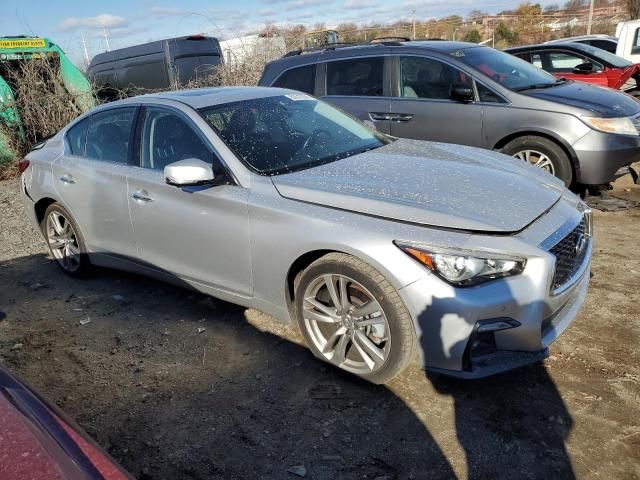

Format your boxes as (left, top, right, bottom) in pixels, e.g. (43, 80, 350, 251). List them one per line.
(0, 368, 130, 480)
(611, 64, 640, 89)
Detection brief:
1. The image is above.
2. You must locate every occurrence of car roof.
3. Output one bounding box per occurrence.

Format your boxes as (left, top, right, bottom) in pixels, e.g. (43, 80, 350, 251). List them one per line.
(505, 42, 584, 52)
(102, 86, 297, 110)
(544, 34, 616, 43)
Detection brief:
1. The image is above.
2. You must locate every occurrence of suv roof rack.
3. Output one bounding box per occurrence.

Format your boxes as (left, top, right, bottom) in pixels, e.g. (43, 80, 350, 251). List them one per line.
(282, 38, 411, 57)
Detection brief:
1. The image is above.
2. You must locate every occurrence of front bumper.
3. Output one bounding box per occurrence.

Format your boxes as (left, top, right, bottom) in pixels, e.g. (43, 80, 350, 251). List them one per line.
(398, 209, 591, 379)
(572, 128, 640, 184)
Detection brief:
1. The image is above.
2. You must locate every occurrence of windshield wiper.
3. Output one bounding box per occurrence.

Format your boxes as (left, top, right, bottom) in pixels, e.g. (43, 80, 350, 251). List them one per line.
(514, 79, 568, 92)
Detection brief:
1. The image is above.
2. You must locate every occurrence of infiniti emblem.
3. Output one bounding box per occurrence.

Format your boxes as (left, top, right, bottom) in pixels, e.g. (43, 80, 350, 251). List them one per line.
(575, 233, 587, 256)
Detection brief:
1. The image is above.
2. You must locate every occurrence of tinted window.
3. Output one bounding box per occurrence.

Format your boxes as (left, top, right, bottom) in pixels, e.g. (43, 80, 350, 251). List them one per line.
(199, 94, 389, 175)
(326, 57, 384, 96)
(273, 64, 316, 94)
(66, 117, 89, 156)
(476, 83, 503, 103)
(400, 56, 472, 100)
(174, 55, 221, 84)
(140, 107, 211, 170)
(590, 39, 617, 54)
(86, 108, 136, 164)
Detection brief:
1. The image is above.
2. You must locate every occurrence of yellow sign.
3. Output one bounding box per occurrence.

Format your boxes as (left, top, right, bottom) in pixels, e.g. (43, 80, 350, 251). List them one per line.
(0, 39, 47, 49)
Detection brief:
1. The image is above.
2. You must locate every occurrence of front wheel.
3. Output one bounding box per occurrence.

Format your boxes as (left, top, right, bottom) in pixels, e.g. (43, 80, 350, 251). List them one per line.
(294, 253, 416, 384)
(502, 136, 573, 187)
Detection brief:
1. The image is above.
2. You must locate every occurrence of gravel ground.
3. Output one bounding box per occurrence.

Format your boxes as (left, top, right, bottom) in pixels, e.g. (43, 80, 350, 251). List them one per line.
(0, 175, 639, 480)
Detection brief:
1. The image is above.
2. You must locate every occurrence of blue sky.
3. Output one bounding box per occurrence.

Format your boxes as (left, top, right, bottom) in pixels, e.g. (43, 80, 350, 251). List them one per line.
(1, 0, 543, 63)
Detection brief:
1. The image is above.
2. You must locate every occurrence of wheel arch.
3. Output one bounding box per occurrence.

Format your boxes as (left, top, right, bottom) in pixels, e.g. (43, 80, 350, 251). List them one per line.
(493, 129, 580, 183)
(34, 197, 58, 225)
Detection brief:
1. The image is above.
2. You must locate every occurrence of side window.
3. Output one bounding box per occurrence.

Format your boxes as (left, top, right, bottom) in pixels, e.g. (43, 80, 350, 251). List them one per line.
(326, 57, 384, 96)
(531, 53, 543, 68)
(400, 56, 472, 100)
(591, 40, 616, 54)
(140, 107, 211, 170)
(476, 83, 504, 103)
(633, 28, 640, 54)
(66, 117, 89, 156)
(537, 51, 600, 73)
(85, 108, 136, 164)
(273, 64, 316, 95)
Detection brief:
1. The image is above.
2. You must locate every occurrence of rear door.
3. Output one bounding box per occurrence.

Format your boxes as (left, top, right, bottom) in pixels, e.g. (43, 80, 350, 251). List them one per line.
(388, 55, 483, 145)
(319, 55, 392, 134)
(52, 107, 138, 258)
(126, 105, 252, 295)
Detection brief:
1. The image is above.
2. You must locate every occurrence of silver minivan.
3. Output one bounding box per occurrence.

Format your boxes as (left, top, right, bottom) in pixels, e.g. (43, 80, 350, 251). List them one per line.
(260, 40, 640, 189)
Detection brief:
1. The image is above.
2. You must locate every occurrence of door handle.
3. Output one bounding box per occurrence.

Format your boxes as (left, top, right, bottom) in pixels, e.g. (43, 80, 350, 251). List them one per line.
(59, 174, 76, 184)
(131, 190, 153, 202)
(388, 113, 413, 122)
(369, 112, 393, 121)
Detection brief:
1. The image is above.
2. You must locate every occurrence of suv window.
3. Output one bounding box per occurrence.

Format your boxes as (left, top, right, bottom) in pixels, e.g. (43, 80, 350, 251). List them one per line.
(140, 107, 211, 170)
(589, 39, 616, 54)
(326, 57, 384, 96)
(86, 108, 136, 163)
(273, 64, 316, 94)
(400, 56, 472, 100)
(66, 117, 89, 156)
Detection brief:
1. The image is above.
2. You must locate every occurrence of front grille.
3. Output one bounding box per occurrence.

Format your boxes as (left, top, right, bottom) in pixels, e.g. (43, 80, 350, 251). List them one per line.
(549, 217, 589, 290)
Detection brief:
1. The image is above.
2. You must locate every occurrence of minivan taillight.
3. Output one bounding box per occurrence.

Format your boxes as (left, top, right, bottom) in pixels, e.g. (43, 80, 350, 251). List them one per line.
(18, 160, 30, 173)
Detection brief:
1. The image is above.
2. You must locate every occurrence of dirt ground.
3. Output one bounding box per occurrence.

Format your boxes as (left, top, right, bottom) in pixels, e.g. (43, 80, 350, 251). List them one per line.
(0, 174, 639, 480)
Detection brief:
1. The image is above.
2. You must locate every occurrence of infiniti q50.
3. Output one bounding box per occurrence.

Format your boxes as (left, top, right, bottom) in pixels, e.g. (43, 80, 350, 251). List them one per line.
(20, 87, 592, 383)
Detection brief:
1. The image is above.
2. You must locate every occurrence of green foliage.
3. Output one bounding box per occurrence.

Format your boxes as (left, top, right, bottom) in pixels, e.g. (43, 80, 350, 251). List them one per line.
(495, 22, 519, 45)
(464, 29, 482, 43)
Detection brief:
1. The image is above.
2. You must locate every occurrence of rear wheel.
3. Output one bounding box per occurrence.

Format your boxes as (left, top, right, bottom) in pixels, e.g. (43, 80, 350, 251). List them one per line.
(502, 135, 573, 187)
(41, 203, 91, 276)
(294, 253, 416, 384)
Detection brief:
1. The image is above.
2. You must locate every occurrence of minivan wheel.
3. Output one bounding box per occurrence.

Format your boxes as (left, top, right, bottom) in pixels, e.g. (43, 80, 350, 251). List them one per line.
(294, 253, 416, 384)
(502, 136, 573, 186)
(41, 203, 91, 276)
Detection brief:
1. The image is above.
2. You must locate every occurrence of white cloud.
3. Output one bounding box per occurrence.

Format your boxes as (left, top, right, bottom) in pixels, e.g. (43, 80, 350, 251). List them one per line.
(58, 14, 129, 32)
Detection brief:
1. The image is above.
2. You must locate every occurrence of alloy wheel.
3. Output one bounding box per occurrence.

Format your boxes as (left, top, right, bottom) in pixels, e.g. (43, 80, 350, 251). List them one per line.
(513, 149, 555, 175)
(46, 211, 81, 273)
(302, 274, 390, 375)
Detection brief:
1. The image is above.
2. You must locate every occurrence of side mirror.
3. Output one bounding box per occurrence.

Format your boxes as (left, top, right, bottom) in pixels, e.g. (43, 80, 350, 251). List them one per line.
(572, 62, 595, 74)
(164, 158, 215, 187)
(451, 85, 475, 103)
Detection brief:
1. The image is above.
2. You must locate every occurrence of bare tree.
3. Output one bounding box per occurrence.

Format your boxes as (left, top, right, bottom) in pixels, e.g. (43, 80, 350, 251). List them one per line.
(626, 0, 640, 19)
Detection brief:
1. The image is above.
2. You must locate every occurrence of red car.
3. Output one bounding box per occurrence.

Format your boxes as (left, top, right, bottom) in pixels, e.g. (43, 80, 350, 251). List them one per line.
(0, 365, 131, 480)
(505, 42, 640, 91)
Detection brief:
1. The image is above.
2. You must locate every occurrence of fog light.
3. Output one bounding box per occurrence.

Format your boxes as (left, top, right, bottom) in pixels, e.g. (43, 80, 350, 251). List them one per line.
(476, 318, 520, 333)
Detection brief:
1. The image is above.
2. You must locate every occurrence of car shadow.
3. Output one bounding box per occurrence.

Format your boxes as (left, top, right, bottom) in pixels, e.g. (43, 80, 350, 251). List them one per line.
(417, 282, 576, 479)
(0, 253, 576, 479)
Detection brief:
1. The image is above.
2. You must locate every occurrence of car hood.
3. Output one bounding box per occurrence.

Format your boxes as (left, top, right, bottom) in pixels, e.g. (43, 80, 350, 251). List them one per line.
(521, 80, 640, 117)
(272, 139, 565, 233)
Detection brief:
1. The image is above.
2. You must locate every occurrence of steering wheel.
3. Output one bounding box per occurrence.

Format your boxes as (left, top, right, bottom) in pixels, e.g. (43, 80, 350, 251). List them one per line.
(302, 129, 331, 150)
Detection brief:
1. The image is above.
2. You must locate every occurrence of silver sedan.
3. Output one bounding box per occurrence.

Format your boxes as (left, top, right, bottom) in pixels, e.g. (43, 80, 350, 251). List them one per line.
(20, 87, 592, 383)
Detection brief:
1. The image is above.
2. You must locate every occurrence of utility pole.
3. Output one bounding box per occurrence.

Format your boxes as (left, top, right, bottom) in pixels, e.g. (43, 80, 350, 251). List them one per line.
(587, 0, 595, 34)
(103, 27, 111, 51)
(412, 9, 416, 40)
(80, 31, 90, 66)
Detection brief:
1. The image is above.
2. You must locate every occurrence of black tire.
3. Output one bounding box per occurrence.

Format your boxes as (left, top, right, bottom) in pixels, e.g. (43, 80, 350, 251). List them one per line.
(294, 253, 416, 384)
(40, 203, 92, 277)
(501, 135, 573, 187)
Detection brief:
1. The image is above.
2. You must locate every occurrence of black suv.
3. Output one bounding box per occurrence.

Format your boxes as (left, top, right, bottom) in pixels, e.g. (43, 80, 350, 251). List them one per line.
(259, 40, 640, 188)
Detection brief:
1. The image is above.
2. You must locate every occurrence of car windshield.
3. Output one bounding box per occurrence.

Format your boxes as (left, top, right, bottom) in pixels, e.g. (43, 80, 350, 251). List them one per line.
(454, 46, 561, 91)
(198, 94, 389, 175)
(567, 42, 631, 68)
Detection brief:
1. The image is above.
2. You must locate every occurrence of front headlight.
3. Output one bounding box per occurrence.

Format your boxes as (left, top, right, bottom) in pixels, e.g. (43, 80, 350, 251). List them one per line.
(581, 115, 638, 136)
(395, 242, 526, 287)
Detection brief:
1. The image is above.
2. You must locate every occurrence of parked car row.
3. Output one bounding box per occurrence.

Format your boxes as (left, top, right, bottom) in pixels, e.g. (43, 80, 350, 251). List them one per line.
(260, 40, 640, 188)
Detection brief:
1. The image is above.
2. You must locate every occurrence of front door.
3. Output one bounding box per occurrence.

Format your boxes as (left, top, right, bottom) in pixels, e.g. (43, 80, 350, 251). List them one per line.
(388, 56, 483, 145)
(52, 107, 138, 259)
(126, 105, 252, 296)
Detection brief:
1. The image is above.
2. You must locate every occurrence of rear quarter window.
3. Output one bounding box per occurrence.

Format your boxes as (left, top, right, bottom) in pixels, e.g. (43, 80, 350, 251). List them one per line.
(272, 64, 316, 94)
(65, 118, 89, 156)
